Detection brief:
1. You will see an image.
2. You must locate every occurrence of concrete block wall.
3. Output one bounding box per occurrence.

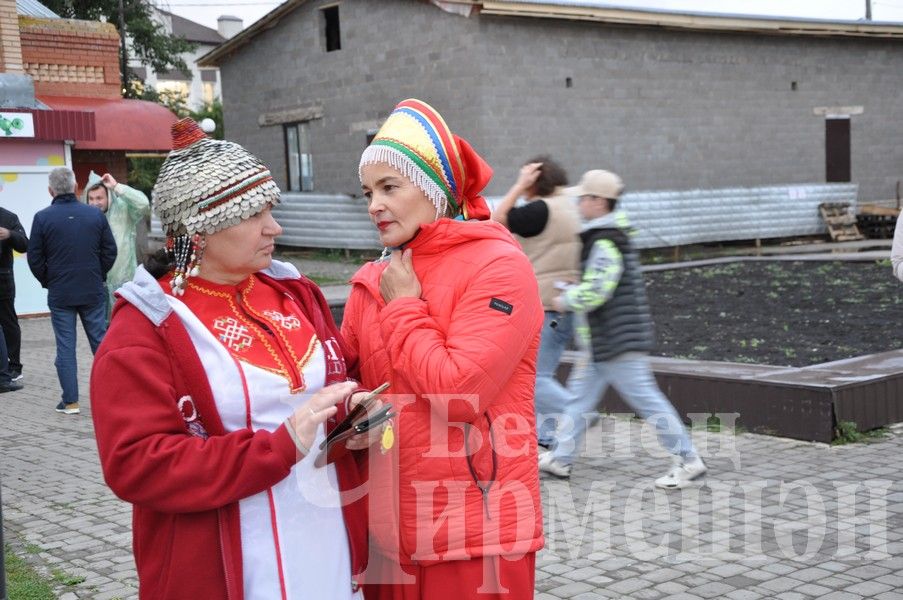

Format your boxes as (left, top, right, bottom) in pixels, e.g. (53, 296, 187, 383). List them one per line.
(220, 0, 485, 200)
(471, 17, 903, 202)
(218, 0, 903, 204)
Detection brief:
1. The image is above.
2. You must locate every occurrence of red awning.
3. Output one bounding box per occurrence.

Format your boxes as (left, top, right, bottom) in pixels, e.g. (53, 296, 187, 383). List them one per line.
(22, 107, 97, 141)
(38, 95, 178, 152)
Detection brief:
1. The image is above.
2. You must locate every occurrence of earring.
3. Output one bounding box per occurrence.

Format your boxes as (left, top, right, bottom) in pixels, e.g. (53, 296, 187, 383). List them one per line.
(188, 233, 206, 278)
(168, 234, 195, 296)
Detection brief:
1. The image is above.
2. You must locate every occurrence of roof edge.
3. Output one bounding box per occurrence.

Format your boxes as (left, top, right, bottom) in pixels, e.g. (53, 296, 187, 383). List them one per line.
(481, 1, 903, 38)
(200, 0, 903, 67)
(198, 0, 308, 66)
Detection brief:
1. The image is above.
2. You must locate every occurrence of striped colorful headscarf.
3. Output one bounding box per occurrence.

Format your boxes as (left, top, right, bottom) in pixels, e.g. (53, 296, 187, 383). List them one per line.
(359, 99, 492, 221)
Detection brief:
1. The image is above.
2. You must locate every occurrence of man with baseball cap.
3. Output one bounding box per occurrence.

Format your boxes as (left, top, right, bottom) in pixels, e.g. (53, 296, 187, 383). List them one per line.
(542, 169, 707, 489)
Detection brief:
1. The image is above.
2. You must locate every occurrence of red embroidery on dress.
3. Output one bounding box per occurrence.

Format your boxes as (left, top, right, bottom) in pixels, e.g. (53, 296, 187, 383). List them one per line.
(262, 310, 301, 330)
(213, 316, 254, 351)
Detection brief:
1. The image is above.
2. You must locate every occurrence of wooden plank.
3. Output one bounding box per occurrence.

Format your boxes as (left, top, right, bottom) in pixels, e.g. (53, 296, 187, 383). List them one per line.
(858, 203, 900, 217)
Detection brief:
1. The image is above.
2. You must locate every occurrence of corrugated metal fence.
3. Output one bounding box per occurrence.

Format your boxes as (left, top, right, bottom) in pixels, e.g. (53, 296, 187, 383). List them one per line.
(151, 184, 858, 250)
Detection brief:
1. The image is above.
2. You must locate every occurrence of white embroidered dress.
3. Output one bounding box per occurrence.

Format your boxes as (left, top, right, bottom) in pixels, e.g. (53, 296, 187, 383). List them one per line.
(166, 276, 361, 600)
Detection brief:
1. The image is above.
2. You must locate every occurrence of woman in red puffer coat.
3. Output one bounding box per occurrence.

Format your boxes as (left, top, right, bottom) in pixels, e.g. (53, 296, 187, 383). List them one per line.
(342, 99, 544, 600)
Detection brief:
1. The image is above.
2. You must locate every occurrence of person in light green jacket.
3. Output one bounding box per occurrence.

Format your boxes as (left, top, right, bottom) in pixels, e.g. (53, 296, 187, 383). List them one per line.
(84, 171, 150, 320)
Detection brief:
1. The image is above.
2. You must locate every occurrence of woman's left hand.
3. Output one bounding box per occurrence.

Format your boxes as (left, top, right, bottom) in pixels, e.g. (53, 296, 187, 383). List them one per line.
(344, 391, 386, 451)
(380, 249, 421, 303)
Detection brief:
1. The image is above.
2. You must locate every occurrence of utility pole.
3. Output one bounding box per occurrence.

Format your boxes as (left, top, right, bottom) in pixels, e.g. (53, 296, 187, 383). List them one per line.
(866, 0, 872, 20)
(118, 0, 128, 94)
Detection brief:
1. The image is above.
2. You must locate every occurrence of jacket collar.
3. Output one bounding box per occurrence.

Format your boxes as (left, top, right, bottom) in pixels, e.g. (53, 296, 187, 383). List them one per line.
(580, 209, 630, 233)
(51, 193, 79, 205)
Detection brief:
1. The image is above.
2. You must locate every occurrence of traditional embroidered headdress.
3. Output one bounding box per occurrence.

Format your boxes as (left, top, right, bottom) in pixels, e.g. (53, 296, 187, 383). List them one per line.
(153, 118, 280, 237)
(152, 118, 281, 294)
(359, 99, 492, 220)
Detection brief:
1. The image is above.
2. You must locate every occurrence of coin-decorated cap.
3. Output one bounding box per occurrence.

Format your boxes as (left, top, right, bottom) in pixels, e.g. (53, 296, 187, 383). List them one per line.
(152, 118, 281, 237)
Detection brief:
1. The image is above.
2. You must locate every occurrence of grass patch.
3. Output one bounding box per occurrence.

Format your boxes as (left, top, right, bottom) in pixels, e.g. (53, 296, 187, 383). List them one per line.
(305, 274, 347, 286)
(4, 544, 57, 599)
(50, 568, 85, 587)
(832, 421, 891, 445)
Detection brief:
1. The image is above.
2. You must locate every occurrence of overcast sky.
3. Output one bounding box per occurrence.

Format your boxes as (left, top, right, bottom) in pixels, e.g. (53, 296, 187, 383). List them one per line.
(160, 0, 903, 36)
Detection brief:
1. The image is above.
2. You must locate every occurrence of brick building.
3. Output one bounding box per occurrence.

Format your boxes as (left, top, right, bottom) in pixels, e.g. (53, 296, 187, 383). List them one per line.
(200, 0, 903, 202)
(16, 5, 176, 189)
(0, 0, 175, 314)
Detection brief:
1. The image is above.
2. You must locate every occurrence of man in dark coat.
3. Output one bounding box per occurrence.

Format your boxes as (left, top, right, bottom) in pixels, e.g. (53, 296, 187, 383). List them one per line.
(27, 167, 116, 414)
(0, 205, 29, 383)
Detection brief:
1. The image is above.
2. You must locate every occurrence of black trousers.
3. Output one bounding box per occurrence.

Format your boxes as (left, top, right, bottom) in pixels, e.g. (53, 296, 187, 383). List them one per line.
(0, 295, 21, 372)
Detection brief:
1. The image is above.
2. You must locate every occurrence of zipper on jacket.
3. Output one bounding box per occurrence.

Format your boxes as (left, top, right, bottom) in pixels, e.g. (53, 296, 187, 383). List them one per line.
(218, 509, 235, 600)
(464, 419, 498, 520)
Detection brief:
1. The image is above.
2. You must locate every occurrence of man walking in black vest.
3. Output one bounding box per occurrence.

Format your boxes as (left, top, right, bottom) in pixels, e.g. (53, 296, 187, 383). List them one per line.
(543, 169, 707, 489)
(0, 205, 29, 384)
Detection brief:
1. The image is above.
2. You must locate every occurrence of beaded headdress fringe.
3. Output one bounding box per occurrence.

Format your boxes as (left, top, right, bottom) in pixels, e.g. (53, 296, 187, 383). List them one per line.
(360, 144, 450, 220)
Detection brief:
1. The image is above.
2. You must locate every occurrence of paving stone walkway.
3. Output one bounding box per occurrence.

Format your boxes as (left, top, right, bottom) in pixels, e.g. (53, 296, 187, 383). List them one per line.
(2, 316, 901, 599)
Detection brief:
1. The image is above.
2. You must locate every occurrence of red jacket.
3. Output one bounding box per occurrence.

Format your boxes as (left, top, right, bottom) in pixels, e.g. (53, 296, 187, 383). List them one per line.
(91, 266, 367, 599)
(341, 219, 544, 566)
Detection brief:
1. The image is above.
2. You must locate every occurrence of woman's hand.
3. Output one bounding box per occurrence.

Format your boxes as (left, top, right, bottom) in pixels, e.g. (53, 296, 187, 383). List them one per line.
(287, 381, 357, 453)
(344, 390, 386, 451)
(380, 249, 421, 303)
(514, 162, 542, 195)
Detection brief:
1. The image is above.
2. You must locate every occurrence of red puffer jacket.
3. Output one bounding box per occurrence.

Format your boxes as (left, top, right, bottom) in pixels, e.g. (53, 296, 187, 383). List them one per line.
(342, 218, 544, 566)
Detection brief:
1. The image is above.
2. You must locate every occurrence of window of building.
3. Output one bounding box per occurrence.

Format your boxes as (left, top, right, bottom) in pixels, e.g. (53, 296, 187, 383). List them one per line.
(322, 5, 341, 52)
(285, 122, 313, 191)
(156, 80, 190, 102)
(200, 69, 218, 105)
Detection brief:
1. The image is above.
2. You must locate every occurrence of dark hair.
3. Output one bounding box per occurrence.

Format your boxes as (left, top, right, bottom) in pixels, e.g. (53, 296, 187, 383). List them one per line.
(144, 248, 174, 279)
(607, 198, 618, 212)
(525, 155, 568, 198)
(144, 238, 198, 280)
(87, 182, 107, 196)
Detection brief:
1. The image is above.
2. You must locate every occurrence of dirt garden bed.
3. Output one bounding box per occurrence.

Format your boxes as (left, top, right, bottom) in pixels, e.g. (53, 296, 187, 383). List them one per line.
(646, 259, 900, 367)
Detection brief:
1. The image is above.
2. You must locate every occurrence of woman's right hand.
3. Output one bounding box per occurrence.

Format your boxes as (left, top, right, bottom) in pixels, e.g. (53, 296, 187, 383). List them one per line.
(514, 162, 542, 194)
(287, 381, 358, 453)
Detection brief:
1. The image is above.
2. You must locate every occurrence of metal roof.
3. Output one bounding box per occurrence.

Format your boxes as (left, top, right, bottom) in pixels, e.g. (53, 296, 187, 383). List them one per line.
(488, 0, 901, 26)
(158, 9, 225, 45)
(16, 0, 59, 18)
(481, 1, 903, 38)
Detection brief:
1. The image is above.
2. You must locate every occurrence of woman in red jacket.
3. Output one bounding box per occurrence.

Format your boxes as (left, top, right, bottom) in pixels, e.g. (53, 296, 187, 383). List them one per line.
(342, 99, 545, 599)
(91, 118, 375, 599)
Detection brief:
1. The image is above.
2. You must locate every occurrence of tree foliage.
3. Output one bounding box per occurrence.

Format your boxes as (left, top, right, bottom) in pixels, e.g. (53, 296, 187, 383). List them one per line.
(43, 0, 196, 96)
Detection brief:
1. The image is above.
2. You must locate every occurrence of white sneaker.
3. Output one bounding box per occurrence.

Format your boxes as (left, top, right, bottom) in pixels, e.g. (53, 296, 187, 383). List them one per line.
(538, 452, 571, 479)
(655, 456, 707, 489)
